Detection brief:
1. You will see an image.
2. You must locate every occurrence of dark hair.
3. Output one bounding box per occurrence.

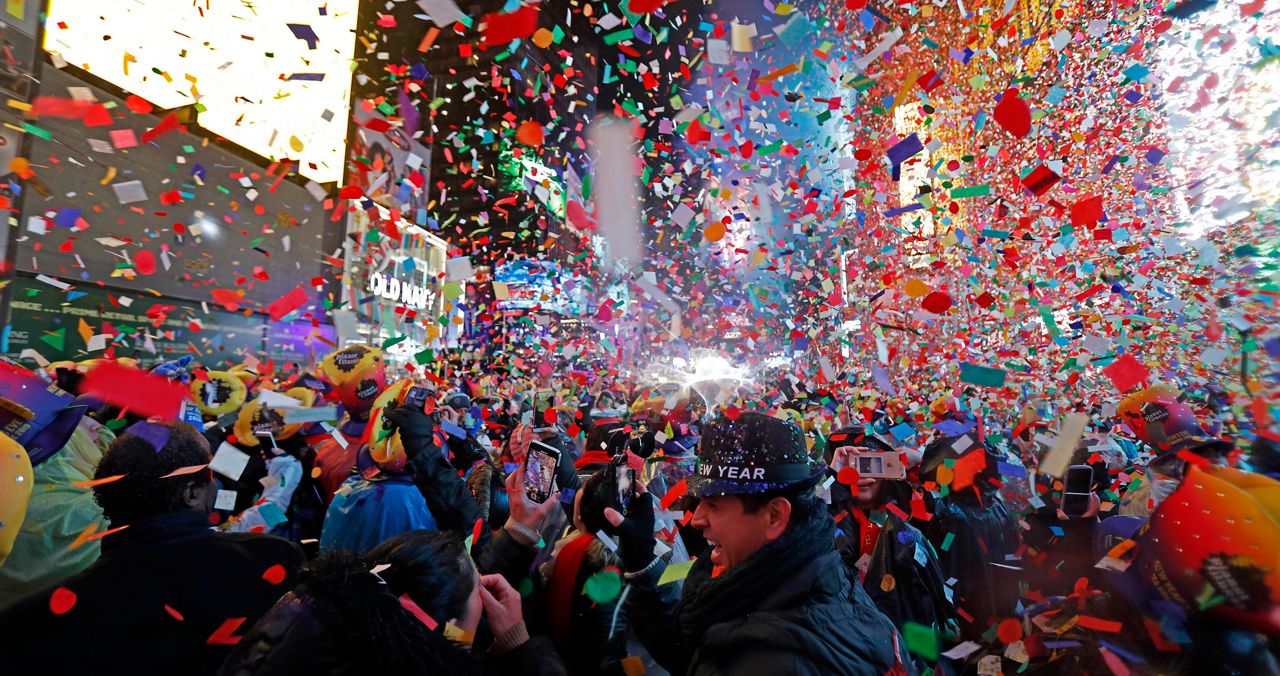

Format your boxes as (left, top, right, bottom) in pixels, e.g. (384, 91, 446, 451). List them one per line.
(365, 531, 475, 626)
(737, 483, 823, 527)
(93, 421, 212, 525)
(578, 470, 614, 536)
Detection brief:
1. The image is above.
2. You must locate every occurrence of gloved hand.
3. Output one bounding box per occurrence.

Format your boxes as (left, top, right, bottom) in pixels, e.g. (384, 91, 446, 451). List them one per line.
(151, 355, 194, 383)
(603, 484, 659, 573)
(383, 403, 441, 463)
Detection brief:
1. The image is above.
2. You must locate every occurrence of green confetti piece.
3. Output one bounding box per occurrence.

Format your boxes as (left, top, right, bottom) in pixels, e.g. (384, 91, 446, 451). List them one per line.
(583, 569, 623, 604)
(413, 348, 434, 365)
(603, 29, 635, 45)
(940, 532, 956, 552)
(382, 334, 407, 348)
(958, 362, 1007, 388)
(950, 185, 991, 199)
(902, 621, 939, 661)
(657, 559, 696, 586)
(22, 122, 52, 140)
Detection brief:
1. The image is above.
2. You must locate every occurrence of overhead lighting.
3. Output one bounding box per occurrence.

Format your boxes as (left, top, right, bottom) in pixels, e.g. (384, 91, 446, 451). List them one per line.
(44, 0, 360, 183)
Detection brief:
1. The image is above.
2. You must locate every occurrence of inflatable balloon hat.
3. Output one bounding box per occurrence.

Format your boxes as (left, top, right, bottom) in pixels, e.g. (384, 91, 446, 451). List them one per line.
(1118, 385, 1232, 458)
(366, 380, 419, 474)
(233, 388, 317, 449)
(0, 407, 33, 568)
(0, 363, 88, 467)
(190, 367, 255, 418)
(320, 346, 387, 418)
(1117, 465, 1280, 636)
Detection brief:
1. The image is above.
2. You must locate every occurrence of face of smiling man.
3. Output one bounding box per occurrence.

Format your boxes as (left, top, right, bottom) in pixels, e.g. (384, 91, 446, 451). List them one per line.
(689, 493, 793, 573)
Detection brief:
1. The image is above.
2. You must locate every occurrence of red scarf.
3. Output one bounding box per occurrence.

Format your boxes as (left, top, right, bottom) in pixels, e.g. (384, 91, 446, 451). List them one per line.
(546, 533, 596, 652)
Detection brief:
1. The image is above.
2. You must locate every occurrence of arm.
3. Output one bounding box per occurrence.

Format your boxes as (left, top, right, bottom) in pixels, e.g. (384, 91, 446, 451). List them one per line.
(601, 491, 692, 674)
(388, 405, 494, 553)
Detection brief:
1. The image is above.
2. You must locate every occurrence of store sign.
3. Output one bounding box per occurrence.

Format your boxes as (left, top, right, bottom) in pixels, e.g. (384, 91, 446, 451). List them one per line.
(43, 0, 359, 183)
(369, 273, 433, 309)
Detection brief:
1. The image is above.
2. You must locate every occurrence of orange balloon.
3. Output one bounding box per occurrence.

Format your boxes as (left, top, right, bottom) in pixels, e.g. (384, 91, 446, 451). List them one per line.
(531, 28, 554, 49)
(704, 221, 726, 243)
(903, 278, 931, 298)
(516, 120, 544, 147)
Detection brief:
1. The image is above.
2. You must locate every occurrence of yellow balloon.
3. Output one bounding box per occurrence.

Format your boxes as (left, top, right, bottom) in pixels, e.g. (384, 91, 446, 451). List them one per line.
(0, 432, 32, 567)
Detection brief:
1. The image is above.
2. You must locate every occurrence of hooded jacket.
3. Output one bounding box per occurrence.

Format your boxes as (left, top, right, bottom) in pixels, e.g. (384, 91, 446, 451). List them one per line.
(626, 504, 907, 675)
(0, 510, 304, 675)
(218, 550, 565, 676)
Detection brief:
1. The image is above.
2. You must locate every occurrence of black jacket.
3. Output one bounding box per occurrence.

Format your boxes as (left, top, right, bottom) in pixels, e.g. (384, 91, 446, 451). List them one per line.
(924, 490, 1022, 639)
(835, 509, 956, 633)
(626, 506, 907, 675)
(0, 510, 304, 675)
(218, 550, 566, 676)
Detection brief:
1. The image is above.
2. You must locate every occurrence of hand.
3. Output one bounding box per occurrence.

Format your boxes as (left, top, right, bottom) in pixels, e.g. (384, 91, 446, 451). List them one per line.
(504, 463, 561, 530)
(602, 482, 659, 573)
(478, 574, 524, 638)
(508, 423, 532, 463)
(384, 403, 440, 461)
(830, 446, 869, 473)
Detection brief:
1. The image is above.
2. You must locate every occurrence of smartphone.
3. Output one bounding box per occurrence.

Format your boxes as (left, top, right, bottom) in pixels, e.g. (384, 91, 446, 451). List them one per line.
(613, 460, 636, 512)
(524, 440, 560, 503)
(1061, 464, 1094, 518)
(403, 386, 433, 411)
(851, 450, 906, 480)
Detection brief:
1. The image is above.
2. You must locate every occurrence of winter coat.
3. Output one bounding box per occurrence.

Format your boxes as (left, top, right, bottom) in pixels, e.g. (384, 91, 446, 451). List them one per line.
(0, 421, 113, 606)
(0, 510, 304, 675)
(217, 550, 567, 676)
(627, 506, 908, 675)
(533, 531, 631, 675)
(834, 507, 956, 634)
(924, 490, 1022, 639)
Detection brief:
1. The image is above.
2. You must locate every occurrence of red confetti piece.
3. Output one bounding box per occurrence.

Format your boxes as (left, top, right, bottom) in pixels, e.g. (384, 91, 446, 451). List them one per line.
(49, 587, 77, 615)
(134, 250, 157, 276)
(266, 285, 309, 321)
(660, 478, 688, 511)
(627, 0, 669, 13)
(482, 4, 540, 48)
(993, 88, 1031, 138)
(921, 292, 952, 315)
(1070, 195, 1105, 227)
(206, 617, 247, 645)
(164, 604, 185, 621)
(1077, 615, 1123, 633)
(399, 593, 438, 630)
(261, 564, 287, 585)
(141, 112, 181, 144)
(125, 94, 153, 114)
(1102, 354, 1149, 393)
(997, 617, 1023, 643)
(836, 466, 860, 486)
(81, 361, 190, 421)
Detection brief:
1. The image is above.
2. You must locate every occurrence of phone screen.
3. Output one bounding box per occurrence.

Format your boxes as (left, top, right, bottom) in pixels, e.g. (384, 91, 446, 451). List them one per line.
(855, 455, 884, 476)
(524, 445, 558, 502)
(616, 466, 635, 512)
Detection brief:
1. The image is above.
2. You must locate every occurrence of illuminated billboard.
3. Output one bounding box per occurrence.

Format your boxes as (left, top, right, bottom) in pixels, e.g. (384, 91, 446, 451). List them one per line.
(43, 0, 359, 183)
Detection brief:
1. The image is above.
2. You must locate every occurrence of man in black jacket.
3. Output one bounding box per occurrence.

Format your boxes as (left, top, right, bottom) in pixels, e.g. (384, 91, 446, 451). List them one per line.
(597, 412, 908, 675)
(0, 420, 304, 675)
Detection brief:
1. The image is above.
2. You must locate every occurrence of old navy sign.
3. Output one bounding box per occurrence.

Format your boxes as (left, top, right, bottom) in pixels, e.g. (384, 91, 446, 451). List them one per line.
(369, 273, 433, 309)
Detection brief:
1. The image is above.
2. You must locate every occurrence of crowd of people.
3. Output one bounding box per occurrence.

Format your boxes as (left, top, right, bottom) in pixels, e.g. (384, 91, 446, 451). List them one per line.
(0, 344, 1276, 675)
